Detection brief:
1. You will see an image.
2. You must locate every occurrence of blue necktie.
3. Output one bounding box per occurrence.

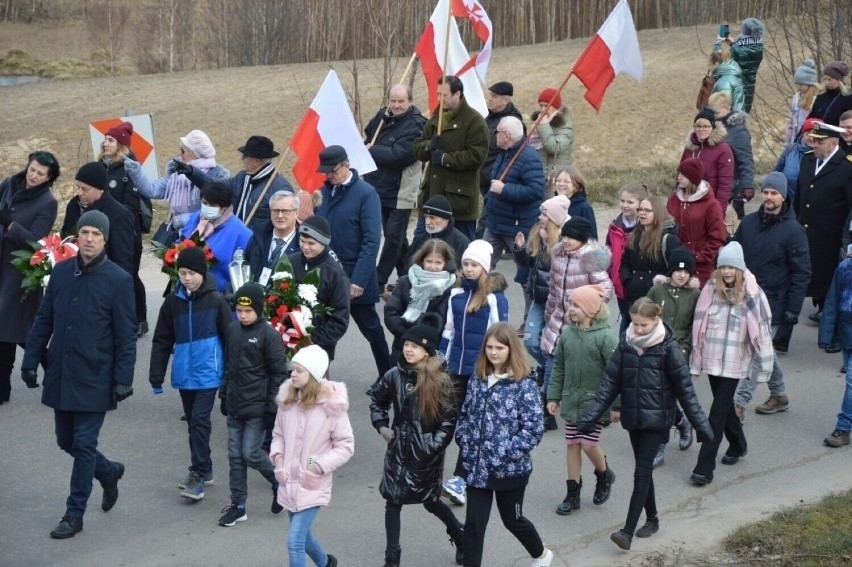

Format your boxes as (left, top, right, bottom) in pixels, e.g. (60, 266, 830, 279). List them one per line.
(268, 238, 285, 268)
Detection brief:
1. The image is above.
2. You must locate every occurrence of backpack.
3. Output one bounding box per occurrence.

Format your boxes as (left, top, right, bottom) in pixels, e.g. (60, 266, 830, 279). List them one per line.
(136, 188, 153, 234)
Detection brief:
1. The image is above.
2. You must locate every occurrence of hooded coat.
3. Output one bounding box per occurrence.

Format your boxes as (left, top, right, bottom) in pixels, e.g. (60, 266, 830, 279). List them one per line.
(605, 214, 637, 300)
(712, 60, 745, 111)
(680, 124, 735, 213)
(718, 110, 755, 199)
(369, 362, 457, 504)
(666, 181, 727, 285)
(532, 107, 574, 178)
(722, 18, 764, 113)
(271, 379, 354, 512)
(646, 275, 701, 356)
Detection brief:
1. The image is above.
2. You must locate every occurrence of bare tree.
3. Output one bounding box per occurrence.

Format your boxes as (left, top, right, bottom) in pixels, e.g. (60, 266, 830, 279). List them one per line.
(87, 0, 131, 75)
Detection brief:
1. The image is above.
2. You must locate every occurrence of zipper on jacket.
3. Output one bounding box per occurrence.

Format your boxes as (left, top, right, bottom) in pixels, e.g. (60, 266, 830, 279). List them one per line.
(457, 292, 473, 374)
(470, 383, 496, 483)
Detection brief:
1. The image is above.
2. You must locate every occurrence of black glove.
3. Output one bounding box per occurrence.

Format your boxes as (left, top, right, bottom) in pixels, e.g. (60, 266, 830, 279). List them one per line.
(263, 411, 277, 430)
(174, 161, 194, 177)
(696, 427, 714, 444)
(21, 369, 38, 388)
(783, 311, 799, 325)
(576, 421, 597, 434)
(431, 151, 446, 167)
(220, 399, 228, 416)
(114, 383, 133, 402)
(428, 135, 444, 151)
(741, 187, 755, 202)
(0, 208, 11, 229)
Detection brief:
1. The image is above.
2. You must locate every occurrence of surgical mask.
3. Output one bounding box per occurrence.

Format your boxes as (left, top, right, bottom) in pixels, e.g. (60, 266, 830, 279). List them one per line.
(200, 204, 221, 220)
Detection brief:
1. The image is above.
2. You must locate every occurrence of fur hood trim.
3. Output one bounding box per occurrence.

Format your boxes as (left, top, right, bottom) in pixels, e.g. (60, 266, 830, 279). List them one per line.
(676, 180, 713, 203)
(532, 106, 569, 129)
(276, 379, 350, 416)
(488, 270, 508, 292)
(549, 241, 612, 273)
(722, 110, 748, 128)
(683, 123, 728, 151)
(652, 274, 701, 288)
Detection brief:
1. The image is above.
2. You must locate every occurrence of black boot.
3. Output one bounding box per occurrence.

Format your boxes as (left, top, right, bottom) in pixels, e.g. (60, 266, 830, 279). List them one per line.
(556, 478, 581, 515)
(384, 546, 401, 567)
(447, 524, 464, 565)
(542, 393, 558, 431)
(593, 463, 615, 505)
(50, 516, 83, 539)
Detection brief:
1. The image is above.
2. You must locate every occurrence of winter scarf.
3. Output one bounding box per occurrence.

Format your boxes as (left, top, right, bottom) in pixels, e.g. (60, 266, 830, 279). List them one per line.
(626, 318, 666, 355)
(167, 157, 217, 215)
(236, 162, 275, 220)
(402, 264, 455, 322)
(195, 205, 235, 240)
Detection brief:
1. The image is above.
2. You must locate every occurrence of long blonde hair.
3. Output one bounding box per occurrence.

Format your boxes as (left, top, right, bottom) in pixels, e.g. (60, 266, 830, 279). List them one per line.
(527, 219, 562, 263)
(98, 141, 131, 164)
(713, 268, 745, 304)
(409, 354, 453, 425)
(799, 84, 818, 110)
(283, 375, 322, 408)
(461, 266, 491, 313)
(474, 323, 531, 381)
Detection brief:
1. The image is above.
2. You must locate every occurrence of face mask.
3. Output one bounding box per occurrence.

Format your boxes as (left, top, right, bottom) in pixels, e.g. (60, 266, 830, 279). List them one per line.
(200, 204, 221, 220)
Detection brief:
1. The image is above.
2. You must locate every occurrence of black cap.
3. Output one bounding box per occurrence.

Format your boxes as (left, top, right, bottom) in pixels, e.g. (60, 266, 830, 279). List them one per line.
(401, 313, 442, 356)
(489, 81, 513, 96)
(560, 217, 592, 243)
(176, 246, 208, 276)
(317, 145, 348, 173)
(694, 108, 716, 129)
(299, 215, 332, 246)
(237, 135, 279, 158)
(667, 248, 695, 277)
(234, 282, 266, 318)
(75, 162, 107, 191)
(422, 195, 453, 219)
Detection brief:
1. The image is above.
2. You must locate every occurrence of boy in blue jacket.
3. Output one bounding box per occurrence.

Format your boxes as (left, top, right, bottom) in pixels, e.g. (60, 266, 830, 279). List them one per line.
(149, 246, 232, 500)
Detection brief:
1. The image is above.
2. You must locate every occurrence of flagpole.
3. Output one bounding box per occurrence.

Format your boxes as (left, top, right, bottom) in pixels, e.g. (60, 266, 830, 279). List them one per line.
(368, 53, 419, 146)
(436, 2, 453, 133)
(497, 70, 574, 182)
(245, 146, 292, 225)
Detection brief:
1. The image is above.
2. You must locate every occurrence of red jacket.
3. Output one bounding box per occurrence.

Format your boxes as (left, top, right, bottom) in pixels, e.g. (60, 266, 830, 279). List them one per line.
(666, 181, 728, 285)
(680, 125, 735, 213)
(605, 214, 635, 300)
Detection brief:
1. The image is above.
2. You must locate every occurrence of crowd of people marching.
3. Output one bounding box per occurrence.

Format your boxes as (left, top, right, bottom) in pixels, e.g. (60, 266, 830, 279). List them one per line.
(2, 17, 852, 567)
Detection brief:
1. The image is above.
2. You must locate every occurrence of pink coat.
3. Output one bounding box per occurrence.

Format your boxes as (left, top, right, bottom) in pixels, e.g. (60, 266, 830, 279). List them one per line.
(680, 125, 734, 213)
(271, 379, 354, 513)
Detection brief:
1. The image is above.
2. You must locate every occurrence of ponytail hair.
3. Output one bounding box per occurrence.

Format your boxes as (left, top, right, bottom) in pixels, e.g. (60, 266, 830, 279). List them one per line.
(629, 297, 662, 319)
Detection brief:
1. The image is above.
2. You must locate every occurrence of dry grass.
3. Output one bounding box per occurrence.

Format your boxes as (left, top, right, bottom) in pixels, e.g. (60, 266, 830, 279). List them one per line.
(0, 20, 792, 226)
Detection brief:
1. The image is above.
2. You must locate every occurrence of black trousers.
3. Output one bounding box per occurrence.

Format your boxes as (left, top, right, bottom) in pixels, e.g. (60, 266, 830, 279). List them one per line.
(0, 341, 22, 402)
(384, 498, 461, 550)
(694, 375, 747, 478)
(377, 207, 411, 287)
(132, 236, 147, 323)
(450, 373, 471, 478)
(350, 303, 392, 378)
(624, 429, 664, 534)
(463, 485, 544, 567)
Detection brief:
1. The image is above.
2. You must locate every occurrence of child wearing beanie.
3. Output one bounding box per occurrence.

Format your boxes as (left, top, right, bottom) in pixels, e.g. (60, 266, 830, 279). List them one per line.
(217, 282, 289, 527)
(272, 344, 353, 567)
(369, 313, 465, 565)
(689, 241, 773, 487)
(149, 244, 231, 501)
(546, 284, 618, 517)
(439, 239, 509, 506)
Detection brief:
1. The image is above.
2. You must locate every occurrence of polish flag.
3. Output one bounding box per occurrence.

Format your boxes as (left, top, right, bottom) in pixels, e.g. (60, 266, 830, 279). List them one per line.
(572, 0, 643, 111)
(414, 0, 488, 117)
(450, 0, 492, 81)
(289, 70, 377, 193)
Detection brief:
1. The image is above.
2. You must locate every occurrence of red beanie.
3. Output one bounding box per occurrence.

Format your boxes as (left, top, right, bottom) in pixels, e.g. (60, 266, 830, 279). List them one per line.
(538, 87, 562, 110)
(678, 158, 705, 186)
(106, 122, 133, 148)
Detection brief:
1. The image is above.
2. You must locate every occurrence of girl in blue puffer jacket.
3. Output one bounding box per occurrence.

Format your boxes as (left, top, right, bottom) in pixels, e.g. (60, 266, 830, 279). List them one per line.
(455, 323, 552, 567)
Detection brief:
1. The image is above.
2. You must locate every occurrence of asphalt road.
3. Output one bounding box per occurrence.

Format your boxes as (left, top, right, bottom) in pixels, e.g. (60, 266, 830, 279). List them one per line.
(2, 218, 851, 567)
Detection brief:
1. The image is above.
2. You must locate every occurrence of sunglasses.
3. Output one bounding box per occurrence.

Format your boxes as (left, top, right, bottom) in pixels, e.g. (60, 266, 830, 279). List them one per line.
(33, 151, 55, 165)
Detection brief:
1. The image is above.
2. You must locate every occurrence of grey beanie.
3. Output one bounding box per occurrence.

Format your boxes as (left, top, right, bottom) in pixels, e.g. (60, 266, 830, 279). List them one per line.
(793, 59, 819, 86)
(740, 18, 765, 38)
(761, 171, 788, 199)
(77, 210, 110, 241)
(717, 241, 746, 272)
(299, 215, 332, 246)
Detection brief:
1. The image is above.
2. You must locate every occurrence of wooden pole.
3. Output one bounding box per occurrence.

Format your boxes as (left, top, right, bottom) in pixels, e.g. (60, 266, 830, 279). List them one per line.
(496, 70, 574, 183)
(436, 3, 454, 133)
(368, 52, 419, 146)
(245, 146, 292, 225)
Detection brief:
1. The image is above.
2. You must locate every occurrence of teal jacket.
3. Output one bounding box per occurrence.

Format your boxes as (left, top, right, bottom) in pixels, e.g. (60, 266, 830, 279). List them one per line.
(712, 60, 745, 111)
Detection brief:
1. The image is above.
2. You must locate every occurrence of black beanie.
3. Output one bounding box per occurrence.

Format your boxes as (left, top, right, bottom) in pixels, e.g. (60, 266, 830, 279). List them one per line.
(667, 248, 696, 277)
(694, 108, 716, 129)
(401, 313, 442, 357)
(75, 161, 107, 191)
(176, 246, 208, 276)
(299, 215, 332, 246)
(560, 217, 592, 243)
(422, 195, 453, 219)
(234, 282, 266, 318)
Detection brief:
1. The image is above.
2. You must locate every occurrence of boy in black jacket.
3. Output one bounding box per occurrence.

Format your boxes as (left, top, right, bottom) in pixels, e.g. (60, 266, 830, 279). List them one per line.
(218, 283, 288, 527)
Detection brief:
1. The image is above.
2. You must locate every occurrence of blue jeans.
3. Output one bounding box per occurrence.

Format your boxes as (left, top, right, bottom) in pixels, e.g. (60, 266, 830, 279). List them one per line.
(54, 410, 116, 518)
(617, 298, 631, 336)
(838, 349, 852, 432)
(179, 388, 217, 476)
(734, 357, 785, 408)
(227, 415, 277, 506)
(523, 302, 546, 367)
(287, 506, 327, 567)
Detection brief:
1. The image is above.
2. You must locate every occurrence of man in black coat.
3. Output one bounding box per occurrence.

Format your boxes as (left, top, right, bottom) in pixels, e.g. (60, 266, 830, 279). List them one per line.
(406, 195, 469, 272)
(733, 172, 810, 419)
(795, 122, 852, 321)
(364, 84, 427, 293)
(246, 190, 300, 286)
(22, 210, 136, 539)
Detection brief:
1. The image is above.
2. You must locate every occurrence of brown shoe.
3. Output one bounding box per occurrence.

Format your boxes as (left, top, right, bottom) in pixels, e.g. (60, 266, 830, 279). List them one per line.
(755, 395, 789, 415)
(824, 429, 850, 448)
(734, 404, 745, 423)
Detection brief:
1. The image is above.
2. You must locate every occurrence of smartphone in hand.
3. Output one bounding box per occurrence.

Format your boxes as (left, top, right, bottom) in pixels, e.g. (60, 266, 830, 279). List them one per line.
(719, 23, 730, 37)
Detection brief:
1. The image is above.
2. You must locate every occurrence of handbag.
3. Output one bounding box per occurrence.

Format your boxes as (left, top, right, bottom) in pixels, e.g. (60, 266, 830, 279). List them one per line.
(152, 221, 177, 247)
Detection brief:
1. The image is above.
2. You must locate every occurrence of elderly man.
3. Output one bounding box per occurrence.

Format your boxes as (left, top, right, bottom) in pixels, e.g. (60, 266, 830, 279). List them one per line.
(407, 195, 469, 270)
(246, 190, 300, 285)
(364, 84, 427, 294)
(22, 210, 136, 539)
(177, 135, 293, 230)
(795, 122, 852, 326)
(413, 75, 489, 241)
(732, 172, 810, 422)
(314, 145, 391, 379)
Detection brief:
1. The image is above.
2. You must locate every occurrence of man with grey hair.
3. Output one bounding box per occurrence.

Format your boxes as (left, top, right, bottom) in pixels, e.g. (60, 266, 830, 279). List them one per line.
(246, 190, 301, 286)
(483, 115, 546, 269)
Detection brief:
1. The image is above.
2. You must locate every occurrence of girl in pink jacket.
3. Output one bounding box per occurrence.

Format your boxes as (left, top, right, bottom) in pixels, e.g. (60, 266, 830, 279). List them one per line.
(271, 345, 354, 567)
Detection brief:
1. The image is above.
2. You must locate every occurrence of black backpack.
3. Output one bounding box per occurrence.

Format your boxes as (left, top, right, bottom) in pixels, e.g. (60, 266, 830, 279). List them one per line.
(136, 188, 153, 234)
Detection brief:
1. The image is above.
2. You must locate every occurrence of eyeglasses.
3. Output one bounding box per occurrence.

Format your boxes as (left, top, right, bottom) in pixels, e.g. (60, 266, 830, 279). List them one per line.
(33, 151, 54, 164)
(694, 125, 713, 130)
(637, 207, 653, 213)
(326, 163, 347, 175)
(270, 208, 297, 216)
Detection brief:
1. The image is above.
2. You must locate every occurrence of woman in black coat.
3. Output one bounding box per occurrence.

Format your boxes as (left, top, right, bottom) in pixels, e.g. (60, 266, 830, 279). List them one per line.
(579, 298, 713, 552)
(0, 151, 59, 404)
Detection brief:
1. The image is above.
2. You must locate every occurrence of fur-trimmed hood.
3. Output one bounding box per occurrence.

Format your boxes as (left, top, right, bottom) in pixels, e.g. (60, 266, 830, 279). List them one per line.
(652, 274, 701, 288)
(684, 123, 728, 151)
(276, 379, 350, 416)
(675, 180, 714, 203)
(551, 240, 612, 271)
(721, 110, 748, 128)
(531, 106, 569, 129)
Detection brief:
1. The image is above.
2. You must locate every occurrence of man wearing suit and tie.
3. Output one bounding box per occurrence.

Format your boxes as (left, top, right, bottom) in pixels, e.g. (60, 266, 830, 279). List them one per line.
(246, 190, 300, 286)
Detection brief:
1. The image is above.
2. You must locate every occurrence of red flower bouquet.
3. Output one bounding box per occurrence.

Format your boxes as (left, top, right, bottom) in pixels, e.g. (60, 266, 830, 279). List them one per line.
(11, 233, 79, 297)
(151, 234, 215, 287)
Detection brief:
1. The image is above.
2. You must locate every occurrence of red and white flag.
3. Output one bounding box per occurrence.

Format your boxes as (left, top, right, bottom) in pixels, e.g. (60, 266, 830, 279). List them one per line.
(573, 0, 643, 111)
(414, 0, 488, 117)
(450, 0, 492, 81)
(289, 70, 377, 193)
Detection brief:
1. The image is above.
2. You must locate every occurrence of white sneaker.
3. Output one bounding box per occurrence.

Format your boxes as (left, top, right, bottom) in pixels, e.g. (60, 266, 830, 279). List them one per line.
(442, 476, 467, 506)
(531, 548, 553, 567)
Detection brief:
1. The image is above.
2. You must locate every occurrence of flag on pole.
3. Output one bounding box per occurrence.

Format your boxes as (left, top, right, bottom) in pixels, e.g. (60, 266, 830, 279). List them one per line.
(414, 0, 488, 117)
(450, 0, 492, 82)
(289, 70, 377, 193)
(572, 0, 643, 111)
